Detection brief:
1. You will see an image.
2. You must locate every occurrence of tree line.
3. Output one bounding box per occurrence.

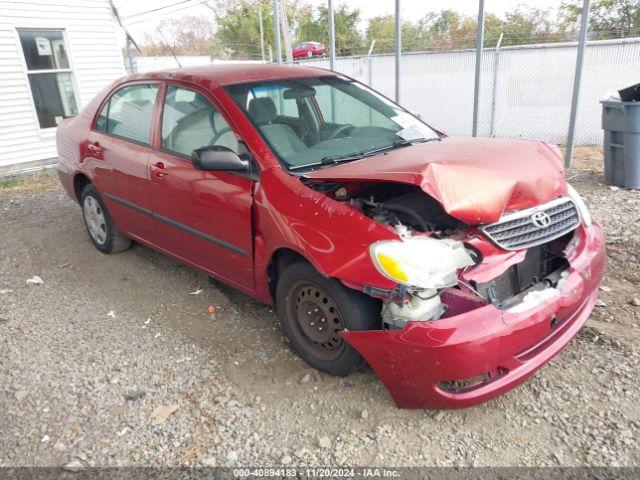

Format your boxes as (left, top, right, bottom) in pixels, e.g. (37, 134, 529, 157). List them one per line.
(137, 0, 640, 59)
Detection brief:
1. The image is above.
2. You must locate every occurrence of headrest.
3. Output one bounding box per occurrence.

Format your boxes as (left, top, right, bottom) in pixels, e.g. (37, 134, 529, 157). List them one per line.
(211, 111, 229, 131)
(248, 97, 277, 125)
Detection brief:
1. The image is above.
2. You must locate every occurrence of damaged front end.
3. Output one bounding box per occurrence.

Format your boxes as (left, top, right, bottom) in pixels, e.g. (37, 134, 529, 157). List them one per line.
(303, 175, 605, 409)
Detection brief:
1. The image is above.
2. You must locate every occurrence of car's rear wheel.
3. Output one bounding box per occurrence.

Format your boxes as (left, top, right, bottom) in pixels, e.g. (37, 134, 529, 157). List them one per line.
(276, 261, 380, 376)
(81, 184, 131, 254)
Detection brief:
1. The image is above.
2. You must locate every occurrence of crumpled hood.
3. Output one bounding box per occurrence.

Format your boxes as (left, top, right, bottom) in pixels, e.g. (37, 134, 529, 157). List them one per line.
(303, 137, 567, 224)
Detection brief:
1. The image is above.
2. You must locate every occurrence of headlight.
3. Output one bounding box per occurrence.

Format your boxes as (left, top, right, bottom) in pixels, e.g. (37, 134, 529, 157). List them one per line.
(370, 236, 475, 289)
(567, 184, 592, 227)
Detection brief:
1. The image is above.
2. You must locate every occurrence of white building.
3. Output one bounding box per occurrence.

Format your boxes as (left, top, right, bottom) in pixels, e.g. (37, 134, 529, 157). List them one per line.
(0, 0, 125, 174)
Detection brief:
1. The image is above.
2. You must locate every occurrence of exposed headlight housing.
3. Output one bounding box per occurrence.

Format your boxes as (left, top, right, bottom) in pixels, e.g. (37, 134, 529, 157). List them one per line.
(567, 184, 592, 227)
(370, 236, 476, 289)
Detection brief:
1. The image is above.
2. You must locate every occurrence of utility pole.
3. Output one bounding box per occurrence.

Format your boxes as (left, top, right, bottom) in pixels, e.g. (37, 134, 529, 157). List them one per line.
(279, 0, 293, 63)
(258, 4, 265, 62)
(272, 0, 282, 64)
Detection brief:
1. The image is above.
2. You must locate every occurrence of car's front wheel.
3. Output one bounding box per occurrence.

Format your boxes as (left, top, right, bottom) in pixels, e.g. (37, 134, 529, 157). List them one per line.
(276, 261, 380, 376)
(81, 184, 131, 254)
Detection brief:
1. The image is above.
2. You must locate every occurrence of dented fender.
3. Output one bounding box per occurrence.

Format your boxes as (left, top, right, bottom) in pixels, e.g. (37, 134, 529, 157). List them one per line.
(252, 167, 402, 303)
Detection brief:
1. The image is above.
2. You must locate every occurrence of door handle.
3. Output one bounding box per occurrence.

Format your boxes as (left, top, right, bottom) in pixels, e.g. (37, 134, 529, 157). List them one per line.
(87, 141, 104, 155)
(150, 162, 168, 177)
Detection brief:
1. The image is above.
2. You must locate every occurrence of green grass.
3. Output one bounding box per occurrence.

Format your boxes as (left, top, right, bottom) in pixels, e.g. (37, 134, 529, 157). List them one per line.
(0, 169, 59, 194)
(0, 177, 21, 190)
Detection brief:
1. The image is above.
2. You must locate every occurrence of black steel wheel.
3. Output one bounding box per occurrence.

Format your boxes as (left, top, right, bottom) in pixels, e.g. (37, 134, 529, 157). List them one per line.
(289, 281, 347, 362)
(276, 261, 380, 376)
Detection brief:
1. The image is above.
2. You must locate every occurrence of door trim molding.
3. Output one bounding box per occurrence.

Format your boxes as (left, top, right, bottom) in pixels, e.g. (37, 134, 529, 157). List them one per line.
(103, 192, 249, 257)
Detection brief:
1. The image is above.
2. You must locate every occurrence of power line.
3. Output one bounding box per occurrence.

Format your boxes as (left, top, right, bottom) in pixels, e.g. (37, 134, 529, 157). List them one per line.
(123, 0, 201, 19)
(124, 0, 210, 25)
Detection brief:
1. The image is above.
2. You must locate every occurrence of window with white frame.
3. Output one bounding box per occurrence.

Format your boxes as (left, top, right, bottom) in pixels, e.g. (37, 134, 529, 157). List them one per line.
(18, 29, 78, 129)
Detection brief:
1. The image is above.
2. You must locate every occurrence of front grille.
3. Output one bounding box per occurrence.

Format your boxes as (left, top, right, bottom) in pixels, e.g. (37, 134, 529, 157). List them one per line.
(481, 197, 580, 251)
(474, 242, 569, 308)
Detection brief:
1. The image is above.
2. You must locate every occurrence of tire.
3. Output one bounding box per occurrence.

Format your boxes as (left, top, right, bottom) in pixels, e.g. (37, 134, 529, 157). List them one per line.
(81, 184, 131, 254)
(276, 261, 380, 376)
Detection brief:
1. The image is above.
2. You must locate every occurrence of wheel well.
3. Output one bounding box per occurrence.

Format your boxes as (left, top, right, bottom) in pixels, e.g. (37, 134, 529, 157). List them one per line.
(267, 248, 309, 301)
(73, 173, 91, 202)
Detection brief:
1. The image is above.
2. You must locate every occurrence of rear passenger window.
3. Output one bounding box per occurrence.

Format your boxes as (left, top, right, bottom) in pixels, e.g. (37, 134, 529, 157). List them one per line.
(161, 85, 238, 157)
(95, 84, 158, 144)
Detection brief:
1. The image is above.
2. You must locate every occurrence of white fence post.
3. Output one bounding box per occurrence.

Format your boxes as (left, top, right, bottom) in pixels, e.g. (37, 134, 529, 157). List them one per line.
(472, 0, 485, 137)
(489, 32, 504, 138)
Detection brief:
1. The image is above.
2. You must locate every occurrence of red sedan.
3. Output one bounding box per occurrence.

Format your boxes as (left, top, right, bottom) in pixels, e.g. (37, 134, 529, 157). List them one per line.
(56, 64, 605, 409)
(292, 41, 326, 60)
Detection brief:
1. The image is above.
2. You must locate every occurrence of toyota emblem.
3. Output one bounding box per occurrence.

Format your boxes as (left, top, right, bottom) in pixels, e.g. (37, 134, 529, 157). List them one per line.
(530, 211, 551, 229)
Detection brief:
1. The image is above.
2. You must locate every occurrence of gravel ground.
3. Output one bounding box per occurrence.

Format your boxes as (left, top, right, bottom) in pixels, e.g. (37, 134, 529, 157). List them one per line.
(1, 147, 639, 468)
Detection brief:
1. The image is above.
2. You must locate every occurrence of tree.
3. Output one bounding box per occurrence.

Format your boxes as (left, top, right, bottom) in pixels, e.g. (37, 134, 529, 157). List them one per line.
(484, 13, 505, 47)
(365, 15, 423, 53)
(500, 7, 557, 46)
(364, 15, 395, 52)
(560, 0, 640, 39)
(136, 0, 640, 61)
(139, 16, 216, 56)
(211, 0, 275, 60)
(296, 4, 363, 55)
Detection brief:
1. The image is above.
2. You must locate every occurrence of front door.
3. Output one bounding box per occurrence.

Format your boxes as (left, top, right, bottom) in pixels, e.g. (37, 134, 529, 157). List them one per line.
(148, 83, 254, 291)
(89, 82, 160, 245)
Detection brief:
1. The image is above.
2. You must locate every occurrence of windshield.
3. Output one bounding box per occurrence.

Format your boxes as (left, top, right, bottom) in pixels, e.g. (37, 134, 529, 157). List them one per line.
(224, 76, 439, 171)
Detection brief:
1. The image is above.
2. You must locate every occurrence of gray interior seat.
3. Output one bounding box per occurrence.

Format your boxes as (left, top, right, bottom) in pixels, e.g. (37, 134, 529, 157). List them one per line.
(211, 112, 239, 153)
(167, 107, 214, 155)
(248, 97, 306, 158)
(165, 107, 239, 156)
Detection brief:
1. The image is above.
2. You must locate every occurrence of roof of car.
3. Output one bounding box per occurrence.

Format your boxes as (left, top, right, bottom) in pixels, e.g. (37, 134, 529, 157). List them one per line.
(127, 63, 335, 87)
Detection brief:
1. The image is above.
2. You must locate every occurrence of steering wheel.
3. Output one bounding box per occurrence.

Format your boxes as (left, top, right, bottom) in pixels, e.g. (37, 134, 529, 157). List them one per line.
(328, 124, 355, 140)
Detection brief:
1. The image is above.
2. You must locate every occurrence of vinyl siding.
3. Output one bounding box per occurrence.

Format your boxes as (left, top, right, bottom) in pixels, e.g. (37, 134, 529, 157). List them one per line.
(0, 0, 125, 169)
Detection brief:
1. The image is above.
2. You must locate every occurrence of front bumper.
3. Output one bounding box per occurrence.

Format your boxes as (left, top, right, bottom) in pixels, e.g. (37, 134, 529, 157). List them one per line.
(342, 223, 606, 409)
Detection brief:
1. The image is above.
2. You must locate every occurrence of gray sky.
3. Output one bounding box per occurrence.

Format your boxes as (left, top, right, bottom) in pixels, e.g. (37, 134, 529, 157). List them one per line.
(116, 0, 563, 43)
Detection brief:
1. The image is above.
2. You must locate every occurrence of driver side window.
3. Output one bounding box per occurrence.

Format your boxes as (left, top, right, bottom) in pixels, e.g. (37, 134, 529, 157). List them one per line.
(161, 86, 238, 157)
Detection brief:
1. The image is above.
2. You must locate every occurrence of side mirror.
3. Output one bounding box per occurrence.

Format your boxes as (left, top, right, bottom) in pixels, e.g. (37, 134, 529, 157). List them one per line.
(191, 146, 248, 172)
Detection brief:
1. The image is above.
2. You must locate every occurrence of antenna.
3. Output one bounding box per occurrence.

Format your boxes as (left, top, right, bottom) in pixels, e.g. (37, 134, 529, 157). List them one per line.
(156, 28, 183, 68)
(109, 0, 142, 73)
(109, 0, 142, 53)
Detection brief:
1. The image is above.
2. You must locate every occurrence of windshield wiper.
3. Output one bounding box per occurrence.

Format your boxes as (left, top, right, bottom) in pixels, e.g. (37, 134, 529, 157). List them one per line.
(394, 136, 441, 147)
(320, 144, 400, 165)
(320, 137, 440, 165)
(289, 136, 441, 171)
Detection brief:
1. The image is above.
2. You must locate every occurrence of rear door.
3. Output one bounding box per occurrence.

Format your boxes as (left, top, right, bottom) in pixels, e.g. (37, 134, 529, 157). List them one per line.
(147, 82, 254, 290)
(89, 82, 160, 245)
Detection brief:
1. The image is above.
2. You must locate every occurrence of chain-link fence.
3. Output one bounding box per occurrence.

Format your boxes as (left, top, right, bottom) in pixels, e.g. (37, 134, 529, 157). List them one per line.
(132, 37, 640, 145)
(305, 37, 640, 145)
